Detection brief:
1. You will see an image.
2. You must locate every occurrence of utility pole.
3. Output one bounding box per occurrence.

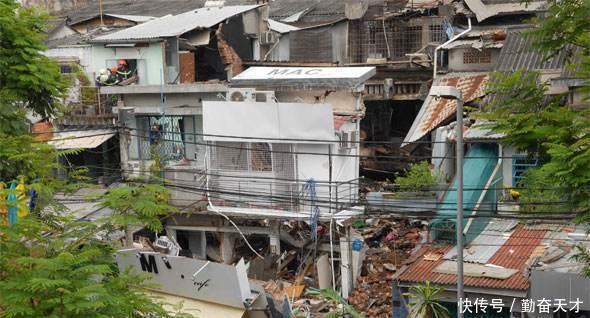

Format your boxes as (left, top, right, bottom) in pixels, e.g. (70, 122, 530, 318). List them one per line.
(428, 86, 464, 317)
(98, 0, 104, 26)
(455, 89, 465, 315)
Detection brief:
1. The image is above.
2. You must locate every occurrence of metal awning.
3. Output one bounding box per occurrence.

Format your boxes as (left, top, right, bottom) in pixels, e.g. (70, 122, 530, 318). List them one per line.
(230, 67, 376, 90)
(49, 129, 116, 150)
(402, 72, 488, 145)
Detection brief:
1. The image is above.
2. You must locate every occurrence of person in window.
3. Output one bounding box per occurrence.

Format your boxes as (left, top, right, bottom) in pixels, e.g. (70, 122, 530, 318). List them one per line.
(95, 68, 119, 86)
(116, 59, 132, 80)
(149, 123, 162, 145)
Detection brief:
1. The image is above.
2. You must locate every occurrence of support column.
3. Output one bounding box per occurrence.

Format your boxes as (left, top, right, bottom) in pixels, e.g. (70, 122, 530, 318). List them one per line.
(340, 226, 352, 298)
(269, 221, 281, 271)
(220, 232, 237, 264)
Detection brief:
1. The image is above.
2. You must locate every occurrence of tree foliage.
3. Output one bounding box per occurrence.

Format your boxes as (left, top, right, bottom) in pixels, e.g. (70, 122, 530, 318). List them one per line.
(0, 1, 190, 316)
(99, 182, 176, 246)
(0, 0, 65, 123)
(0, 216, 190, 318)
(404, 281, 450, 318)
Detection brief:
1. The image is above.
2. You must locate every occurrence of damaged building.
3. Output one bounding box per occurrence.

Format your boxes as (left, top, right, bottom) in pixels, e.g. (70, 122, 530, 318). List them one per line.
(33, 0, 590, 316)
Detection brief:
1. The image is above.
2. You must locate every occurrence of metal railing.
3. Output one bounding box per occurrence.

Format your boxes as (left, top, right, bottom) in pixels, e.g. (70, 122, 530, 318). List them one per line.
(207, 173, 360, 214)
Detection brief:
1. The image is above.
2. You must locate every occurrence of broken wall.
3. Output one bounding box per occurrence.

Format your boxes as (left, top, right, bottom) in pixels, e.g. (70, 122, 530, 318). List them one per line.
(289, 21, 349, 63)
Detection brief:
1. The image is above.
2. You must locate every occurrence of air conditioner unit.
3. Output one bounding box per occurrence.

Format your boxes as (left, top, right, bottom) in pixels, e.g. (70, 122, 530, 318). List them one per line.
(227, 89, 275, 102)
(259, 31, 278, 45)
(228, 88, 256, 101)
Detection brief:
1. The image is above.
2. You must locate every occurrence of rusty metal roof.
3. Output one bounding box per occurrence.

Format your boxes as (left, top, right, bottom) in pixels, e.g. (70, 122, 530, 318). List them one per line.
(399, 225, 547, 291)
(403, 72, 489, 145)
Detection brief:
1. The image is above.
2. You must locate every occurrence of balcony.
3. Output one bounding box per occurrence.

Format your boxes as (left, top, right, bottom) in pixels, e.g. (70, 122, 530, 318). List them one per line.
(99, 83, 228, 95)
(207, 173, 360, 217)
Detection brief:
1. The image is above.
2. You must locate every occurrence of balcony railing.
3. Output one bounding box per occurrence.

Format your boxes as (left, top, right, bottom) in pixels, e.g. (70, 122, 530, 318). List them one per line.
(207, 173, 360, 214)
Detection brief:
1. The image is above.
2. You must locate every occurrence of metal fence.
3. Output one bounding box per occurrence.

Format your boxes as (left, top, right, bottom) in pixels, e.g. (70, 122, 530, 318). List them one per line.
(349, 16, 446, 63)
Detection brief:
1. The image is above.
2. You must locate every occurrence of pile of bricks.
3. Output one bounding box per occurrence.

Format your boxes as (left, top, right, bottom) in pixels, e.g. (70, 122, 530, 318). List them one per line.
(348, 219, 424, 317)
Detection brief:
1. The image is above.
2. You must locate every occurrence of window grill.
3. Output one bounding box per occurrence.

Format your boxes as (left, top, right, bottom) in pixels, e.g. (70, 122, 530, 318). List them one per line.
(429, 24, 445, 43)
(210, 142, 273, 172)
(136, 116, 186, 161)
(463, 49, 492, 64)
(512, 156, 539, 187)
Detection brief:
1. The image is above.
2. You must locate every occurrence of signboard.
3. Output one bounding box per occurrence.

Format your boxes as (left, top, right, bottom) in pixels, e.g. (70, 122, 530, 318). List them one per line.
(231, 67, 376, 89)
(115, 249, 255, 308)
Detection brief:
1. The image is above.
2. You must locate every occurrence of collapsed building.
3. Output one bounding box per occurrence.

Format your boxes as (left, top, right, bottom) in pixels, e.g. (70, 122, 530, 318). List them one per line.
(35, 0, 590, 316)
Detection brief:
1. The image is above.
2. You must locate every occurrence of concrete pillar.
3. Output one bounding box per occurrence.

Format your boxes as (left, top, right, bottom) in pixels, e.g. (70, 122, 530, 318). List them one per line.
(220, 232, 237, 264)
(340, 230, 352, 298)
(269, 221, 281, 270)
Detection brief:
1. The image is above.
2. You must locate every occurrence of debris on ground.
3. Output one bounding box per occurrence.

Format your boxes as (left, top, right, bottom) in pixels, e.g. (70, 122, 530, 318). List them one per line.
(348, 218, 426, 317)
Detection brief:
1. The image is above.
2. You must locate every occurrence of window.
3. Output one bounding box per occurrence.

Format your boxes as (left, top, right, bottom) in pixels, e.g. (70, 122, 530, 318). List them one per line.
(429, 24, 445, 43)
(211, 142, 272, 172)
(512, 156, 539, 187)
(60, 64, 73, 74)
(463, 49, 492, 64)
(135, 116, 187, 161)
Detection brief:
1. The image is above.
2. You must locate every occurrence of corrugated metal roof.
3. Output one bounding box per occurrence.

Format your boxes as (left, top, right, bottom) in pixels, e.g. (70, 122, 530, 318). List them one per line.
(403, 72, 489, 145)
(464, 120, 506, 141)
(445, 219, 518, 264)
(93, 5, 261, 41)
(105, 14, 156, 23)
(464, 0, 547, 22)
(399, 226, 547, 290)
(495, 27, 572, 72)
(49, 129, 116, 149)
(268, 19, 300, 33)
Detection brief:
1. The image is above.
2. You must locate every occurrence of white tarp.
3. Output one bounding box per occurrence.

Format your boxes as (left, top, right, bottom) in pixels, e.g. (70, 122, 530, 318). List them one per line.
(202, 101, 336, 143)
(49, 129, 116, 150)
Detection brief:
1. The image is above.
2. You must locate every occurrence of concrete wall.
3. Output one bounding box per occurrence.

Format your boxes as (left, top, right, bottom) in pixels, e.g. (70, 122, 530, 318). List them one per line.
(92, 42, 165, 85)
(275, 90, 362, 115)
(448, 47, 500, 72)
(268, 34, 290, 62)
(46, 45, 93, 79)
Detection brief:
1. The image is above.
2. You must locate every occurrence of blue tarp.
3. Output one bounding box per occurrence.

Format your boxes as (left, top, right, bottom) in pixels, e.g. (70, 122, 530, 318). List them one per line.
(431, 144, 499, 243)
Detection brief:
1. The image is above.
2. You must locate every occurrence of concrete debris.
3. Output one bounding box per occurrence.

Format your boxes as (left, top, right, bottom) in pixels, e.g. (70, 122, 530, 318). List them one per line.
(348, 218, 425, 317)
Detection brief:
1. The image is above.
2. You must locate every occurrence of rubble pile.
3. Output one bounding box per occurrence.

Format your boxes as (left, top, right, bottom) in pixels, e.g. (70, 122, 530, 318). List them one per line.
(348, 218, 425, 317)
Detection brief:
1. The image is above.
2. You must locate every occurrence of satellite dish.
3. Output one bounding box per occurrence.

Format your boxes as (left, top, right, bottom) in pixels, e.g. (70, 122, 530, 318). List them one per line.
(345, 0, 369, 20)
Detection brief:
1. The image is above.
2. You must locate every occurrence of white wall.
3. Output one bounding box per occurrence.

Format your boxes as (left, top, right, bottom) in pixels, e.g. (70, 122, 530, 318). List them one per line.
(45, 46, 93, 79)
(92, 42, 165, 85)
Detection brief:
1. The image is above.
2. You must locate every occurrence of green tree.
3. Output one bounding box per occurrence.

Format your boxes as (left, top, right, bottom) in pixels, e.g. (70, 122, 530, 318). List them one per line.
(404, 281, 450, 318)
(99, 182, 177, 247)
(0, 0, 66, 123)
(0, 216, 186, 318)
(0, 1, 191, 316)
(305, 288, 365, 318)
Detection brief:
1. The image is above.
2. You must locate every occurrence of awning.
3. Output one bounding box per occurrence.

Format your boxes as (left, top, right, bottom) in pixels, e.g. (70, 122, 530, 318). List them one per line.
(203, 101, 336, 143)
(230, 67, 376, 90)
(49, 129, 116, 150)
(150, 291, 246, 318)
(402, 73, 488, 145)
